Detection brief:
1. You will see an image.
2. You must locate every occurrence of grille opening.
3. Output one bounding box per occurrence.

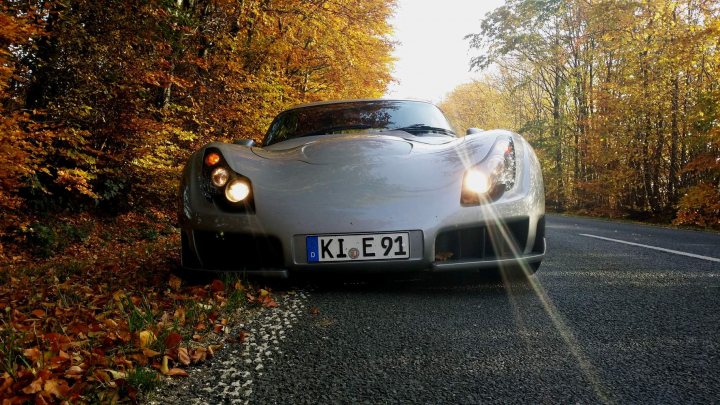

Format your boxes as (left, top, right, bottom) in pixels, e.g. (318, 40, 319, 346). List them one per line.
(435, 217, 529, 261)
(193, 231, 283, 270)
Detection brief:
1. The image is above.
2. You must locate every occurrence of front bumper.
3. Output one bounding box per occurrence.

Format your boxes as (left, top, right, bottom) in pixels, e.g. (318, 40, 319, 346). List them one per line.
(180, 215, 546, 275)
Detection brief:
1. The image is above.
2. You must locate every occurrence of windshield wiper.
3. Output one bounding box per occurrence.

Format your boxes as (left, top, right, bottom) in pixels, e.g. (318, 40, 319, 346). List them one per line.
(300, 124, 373, 137)
(385, 124, 455, 136)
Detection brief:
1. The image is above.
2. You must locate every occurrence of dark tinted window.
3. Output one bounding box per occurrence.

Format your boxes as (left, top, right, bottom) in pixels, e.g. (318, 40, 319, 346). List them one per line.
(263, 100, 454, 146)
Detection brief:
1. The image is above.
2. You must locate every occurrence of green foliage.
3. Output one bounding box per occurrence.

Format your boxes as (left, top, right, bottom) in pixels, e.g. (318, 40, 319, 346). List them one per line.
(0, 321, 25, 378)
(125, 296, 157, 334)
(21, 220, 92, 258)
(126, 367, 161, 394)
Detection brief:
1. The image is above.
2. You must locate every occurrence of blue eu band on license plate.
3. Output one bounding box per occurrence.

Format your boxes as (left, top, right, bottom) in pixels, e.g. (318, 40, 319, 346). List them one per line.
(307, 233, 410, 263)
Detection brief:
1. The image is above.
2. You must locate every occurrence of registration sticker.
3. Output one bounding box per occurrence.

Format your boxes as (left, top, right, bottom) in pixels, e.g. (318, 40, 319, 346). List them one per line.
(307, 233, 409, 263)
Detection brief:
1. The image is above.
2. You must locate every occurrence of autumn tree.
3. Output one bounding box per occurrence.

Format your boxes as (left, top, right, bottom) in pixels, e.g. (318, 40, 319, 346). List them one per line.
(0, 4, 45, 239)
(0, 0, 397, 239)
(439, 79, 517, 134)
(465, 0, 720, 226)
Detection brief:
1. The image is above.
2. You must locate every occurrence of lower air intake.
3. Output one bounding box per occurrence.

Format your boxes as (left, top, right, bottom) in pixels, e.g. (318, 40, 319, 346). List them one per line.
(193, 231, 283, 270)
(435, 217, 529, 261)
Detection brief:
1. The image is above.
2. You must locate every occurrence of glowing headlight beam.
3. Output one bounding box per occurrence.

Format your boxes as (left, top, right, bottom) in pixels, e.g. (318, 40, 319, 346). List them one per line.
(463, 169, 492, 194)
(225, 179, 250, 203)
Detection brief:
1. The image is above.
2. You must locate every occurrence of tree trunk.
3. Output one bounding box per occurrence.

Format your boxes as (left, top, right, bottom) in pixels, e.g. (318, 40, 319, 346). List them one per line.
(669, 74, 679, 207)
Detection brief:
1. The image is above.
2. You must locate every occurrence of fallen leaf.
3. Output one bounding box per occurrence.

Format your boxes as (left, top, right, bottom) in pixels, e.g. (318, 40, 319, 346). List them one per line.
(190, 348, 207, 363)
(0, 374, 14, 395)
(142, 348, 161, 358)
(166, 368, 188, 377)
(164, 332, 182, 349)
(259, 288, 269, 297)
(259, 295, 278, 308)
(31, 309, 46, 317)
(208, 344, 222, 358)
(35, 393, 51, 405)
(174, 307, 186, 325)
(22, 377, 43, 394)
(210, 279, 224, 292)
(309, 306, 320, 316)
(138, 330, 156, 348)
(178, 347, 190, 366)
(160, 355, 170, 374)
(64, 366, 84, 379)
(23, 347, 42, 363)
(237, 330, 247, 343)
(43, 378, 71, 398)
(168, 275, 182, 291)
(106, 369, 127, 380)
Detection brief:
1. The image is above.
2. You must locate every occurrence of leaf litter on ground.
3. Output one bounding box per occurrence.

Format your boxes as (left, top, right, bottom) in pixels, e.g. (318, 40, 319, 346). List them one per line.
(0, 212, 286, 403)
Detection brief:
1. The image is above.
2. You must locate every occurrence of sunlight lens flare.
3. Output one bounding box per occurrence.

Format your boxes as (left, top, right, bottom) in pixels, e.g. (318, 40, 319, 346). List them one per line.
(225, 179, 250, 203)
(463, 169, 492, 194)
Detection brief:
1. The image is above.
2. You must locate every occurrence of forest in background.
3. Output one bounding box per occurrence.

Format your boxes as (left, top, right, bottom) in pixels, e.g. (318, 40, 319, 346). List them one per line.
(442, 0, 720, 228)
(0, 0, 395, 259)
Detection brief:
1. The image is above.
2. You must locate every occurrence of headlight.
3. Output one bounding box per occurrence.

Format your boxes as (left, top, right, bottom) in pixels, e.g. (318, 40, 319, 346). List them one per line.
(225, 179, 251, 203)
(211, 167, 229, 187)
(461, 137, 516, 205)
(463, 169, 492, 194)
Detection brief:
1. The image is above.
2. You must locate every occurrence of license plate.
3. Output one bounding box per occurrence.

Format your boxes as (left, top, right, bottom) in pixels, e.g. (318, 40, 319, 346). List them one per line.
(306, 232, 409, 263)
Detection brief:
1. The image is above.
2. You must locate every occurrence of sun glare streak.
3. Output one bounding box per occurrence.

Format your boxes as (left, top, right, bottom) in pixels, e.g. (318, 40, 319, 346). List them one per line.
(476, 202, 611, 403)
(452, 139, 476, 171)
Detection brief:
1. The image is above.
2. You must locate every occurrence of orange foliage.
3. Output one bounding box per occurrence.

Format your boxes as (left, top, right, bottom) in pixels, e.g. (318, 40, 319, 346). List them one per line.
(674, 182, 720, 228)
(0, 211, 282, 402)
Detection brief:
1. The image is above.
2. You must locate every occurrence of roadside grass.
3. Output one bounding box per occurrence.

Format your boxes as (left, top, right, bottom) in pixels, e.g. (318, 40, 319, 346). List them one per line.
(0, 211, 280, 403)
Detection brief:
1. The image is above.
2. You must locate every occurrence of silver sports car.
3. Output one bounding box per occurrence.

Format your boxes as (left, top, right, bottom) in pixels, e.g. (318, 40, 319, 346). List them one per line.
(179, 99, 545, 278)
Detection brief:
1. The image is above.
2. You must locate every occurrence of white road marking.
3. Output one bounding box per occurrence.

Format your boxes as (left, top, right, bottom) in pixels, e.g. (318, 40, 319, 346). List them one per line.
(579, 233, 720, 263)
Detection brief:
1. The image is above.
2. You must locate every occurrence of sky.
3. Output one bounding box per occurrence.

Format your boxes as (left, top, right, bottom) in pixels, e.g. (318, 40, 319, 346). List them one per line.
(384, 0, 505, 103)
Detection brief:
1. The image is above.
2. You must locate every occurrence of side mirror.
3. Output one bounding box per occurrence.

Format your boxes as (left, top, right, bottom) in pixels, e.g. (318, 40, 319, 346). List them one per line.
(234, 139, 256, 147)
(466, 128, 484, 135)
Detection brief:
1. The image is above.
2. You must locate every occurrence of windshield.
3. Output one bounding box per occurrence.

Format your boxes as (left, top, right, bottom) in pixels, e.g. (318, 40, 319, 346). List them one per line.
(263, 100, 455, 146)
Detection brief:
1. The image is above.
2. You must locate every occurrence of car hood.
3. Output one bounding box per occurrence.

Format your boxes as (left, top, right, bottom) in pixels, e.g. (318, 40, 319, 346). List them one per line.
(249, 133, 481, 165)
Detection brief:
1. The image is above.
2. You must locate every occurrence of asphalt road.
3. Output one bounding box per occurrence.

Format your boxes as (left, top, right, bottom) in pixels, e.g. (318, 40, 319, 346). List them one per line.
(159, 214, 720, 403)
